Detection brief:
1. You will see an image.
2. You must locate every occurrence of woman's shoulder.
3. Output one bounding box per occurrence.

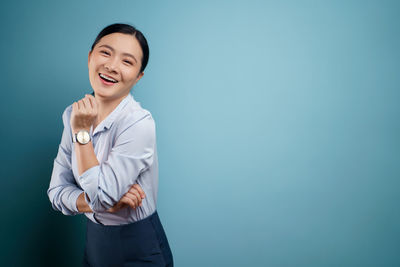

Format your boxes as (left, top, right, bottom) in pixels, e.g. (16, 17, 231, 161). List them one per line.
(117, 98, 155, 130)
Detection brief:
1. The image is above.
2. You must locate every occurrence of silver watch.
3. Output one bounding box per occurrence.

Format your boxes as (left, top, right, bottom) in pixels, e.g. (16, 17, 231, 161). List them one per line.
(72, 130, 91, 145)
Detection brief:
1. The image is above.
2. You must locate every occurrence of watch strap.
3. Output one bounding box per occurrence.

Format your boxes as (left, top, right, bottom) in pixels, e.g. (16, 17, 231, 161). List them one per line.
(72, 133, 77, 143)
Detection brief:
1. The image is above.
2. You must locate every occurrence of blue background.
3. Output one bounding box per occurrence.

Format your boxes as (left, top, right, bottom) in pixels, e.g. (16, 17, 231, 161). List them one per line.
(1, 0, 399, 266)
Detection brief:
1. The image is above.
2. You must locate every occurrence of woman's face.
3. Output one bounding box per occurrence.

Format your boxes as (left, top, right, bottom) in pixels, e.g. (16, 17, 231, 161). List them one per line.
(88, 32, 144, 101)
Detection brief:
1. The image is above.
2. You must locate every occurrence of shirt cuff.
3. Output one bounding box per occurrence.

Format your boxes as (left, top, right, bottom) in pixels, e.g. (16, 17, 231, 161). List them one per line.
(78, 165, 100, 206)
(70, 189, 85, 214)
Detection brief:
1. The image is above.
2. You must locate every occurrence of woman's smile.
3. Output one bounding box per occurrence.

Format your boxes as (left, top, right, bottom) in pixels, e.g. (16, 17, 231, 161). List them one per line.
(98, 73, 118, 86)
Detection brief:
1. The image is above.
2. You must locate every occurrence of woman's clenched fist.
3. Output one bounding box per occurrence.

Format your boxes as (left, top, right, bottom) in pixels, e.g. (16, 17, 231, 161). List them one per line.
(70, 94, 98, 133)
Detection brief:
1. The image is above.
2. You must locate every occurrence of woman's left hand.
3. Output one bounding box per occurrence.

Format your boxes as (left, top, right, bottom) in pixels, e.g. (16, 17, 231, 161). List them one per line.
(107, 184, 146, 213)
(70, 94, 98, 133)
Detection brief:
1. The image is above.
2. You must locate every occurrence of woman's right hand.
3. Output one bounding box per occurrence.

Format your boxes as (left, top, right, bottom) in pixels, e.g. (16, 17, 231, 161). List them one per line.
(107, 184, 146, 213)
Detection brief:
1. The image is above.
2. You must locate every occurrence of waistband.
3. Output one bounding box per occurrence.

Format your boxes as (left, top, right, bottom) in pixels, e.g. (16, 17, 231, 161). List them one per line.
(87, 210, 159, 231)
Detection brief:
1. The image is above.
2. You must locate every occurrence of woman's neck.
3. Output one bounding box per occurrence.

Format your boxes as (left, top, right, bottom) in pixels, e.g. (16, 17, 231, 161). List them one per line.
(94, 94, 128, 129)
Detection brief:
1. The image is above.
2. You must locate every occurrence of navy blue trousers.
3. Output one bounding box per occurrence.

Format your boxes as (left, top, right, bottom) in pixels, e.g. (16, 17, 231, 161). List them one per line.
(83, 211, 173, 267)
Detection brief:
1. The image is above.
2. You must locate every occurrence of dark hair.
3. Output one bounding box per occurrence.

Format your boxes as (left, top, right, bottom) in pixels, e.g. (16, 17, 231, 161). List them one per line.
(91, 23, 149, 73)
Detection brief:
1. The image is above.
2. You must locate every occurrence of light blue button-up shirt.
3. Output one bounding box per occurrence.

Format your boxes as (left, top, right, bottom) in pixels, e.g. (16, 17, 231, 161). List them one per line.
(47, 93, 158, 225)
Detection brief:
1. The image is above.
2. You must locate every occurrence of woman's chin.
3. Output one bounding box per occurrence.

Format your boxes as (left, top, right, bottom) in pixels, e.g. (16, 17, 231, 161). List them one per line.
(92, 85, 129, 101)
(93, 89, 122, 102)
(93, 87, 112, 97)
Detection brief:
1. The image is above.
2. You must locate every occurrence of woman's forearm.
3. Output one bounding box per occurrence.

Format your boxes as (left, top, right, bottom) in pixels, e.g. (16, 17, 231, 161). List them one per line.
(74, 138, 98, 212)
(77, 192, 93, 213)
(74, 138, 100, 176)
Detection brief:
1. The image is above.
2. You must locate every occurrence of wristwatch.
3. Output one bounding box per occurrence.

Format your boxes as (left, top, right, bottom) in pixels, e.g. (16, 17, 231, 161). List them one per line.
(72, 129, 91, 145)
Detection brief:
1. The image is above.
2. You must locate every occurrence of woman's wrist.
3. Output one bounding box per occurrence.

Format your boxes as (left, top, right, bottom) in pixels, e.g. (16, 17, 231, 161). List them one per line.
(72, 127, 91, 134)
(76, 192, 93, 213)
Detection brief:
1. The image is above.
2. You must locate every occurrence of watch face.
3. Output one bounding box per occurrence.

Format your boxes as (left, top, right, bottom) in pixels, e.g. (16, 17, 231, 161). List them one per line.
(77, 130, 91, 144)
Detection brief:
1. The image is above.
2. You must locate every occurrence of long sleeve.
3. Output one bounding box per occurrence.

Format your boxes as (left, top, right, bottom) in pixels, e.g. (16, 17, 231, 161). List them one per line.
(78, 113, 155, 213)
(47, 108, 84, 215)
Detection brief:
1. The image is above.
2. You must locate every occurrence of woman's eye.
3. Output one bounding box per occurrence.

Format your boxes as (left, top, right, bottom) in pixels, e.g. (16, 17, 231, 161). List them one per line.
(101, 50, 110, 55)
(124, 60, 133, 65)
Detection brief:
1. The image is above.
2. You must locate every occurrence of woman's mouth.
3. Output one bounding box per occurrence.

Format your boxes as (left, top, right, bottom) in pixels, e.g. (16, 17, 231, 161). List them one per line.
(99, 73, 118, 85)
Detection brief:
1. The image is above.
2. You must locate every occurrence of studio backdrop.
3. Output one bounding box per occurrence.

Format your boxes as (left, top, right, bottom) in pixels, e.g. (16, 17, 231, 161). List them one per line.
(0, 0, 399, 266)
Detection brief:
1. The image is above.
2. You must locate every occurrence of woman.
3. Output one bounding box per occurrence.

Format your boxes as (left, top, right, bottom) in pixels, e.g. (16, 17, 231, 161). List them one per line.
(47, 23, 173, 266)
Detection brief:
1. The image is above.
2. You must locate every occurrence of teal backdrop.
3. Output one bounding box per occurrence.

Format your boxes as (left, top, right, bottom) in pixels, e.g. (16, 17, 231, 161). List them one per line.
(1, 0, 399, 266)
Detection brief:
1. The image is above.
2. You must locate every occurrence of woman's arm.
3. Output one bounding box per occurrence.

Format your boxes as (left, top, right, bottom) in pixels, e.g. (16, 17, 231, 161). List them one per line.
(48, 109, 85, 215)
(76, 184, 146, 213)
(73, 139, 99, 177)
(70, 95, 100, 176)
(71, 94, 155, 213)
(48, 100, 145, 215)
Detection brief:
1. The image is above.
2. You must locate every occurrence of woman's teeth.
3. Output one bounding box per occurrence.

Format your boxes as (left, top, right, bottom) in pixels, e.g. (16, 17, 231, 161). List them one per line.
(99, 73, 118, 83)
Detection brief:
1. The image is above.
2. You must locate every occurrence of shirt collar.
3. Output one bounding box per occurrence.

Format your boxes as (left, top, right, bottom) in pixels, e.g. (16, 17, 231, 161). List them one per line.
(92, 93, 136, 136)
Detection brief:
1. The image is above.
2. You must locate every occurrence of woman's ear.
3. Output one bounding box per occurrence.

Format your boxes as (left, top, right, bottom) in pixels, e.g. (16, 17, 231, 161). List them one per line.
(88, 51, 92, 67)
(131, 72, 144, 88)
(135, 72, 144, 83)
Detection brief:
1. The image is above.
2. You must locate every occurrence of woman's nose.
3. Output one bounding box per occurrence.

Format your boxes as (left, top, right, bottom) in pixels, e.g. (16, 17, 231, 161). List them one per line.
(104, 64, 114, 72)
(104, 58, 118, 72)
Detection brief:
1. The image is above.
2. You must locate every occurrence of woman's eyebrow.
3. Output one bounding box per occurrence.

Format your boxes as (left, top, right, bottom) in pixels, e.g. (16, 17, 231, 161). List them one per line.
(98, 44, 137, 63)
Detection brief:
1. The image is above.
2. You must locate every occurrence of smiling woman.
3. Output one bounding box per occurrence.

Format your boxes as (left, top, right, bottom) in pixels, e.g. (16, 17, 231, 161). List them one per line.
(88, 30, 145, 105)
(47, 23, 173, 266)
